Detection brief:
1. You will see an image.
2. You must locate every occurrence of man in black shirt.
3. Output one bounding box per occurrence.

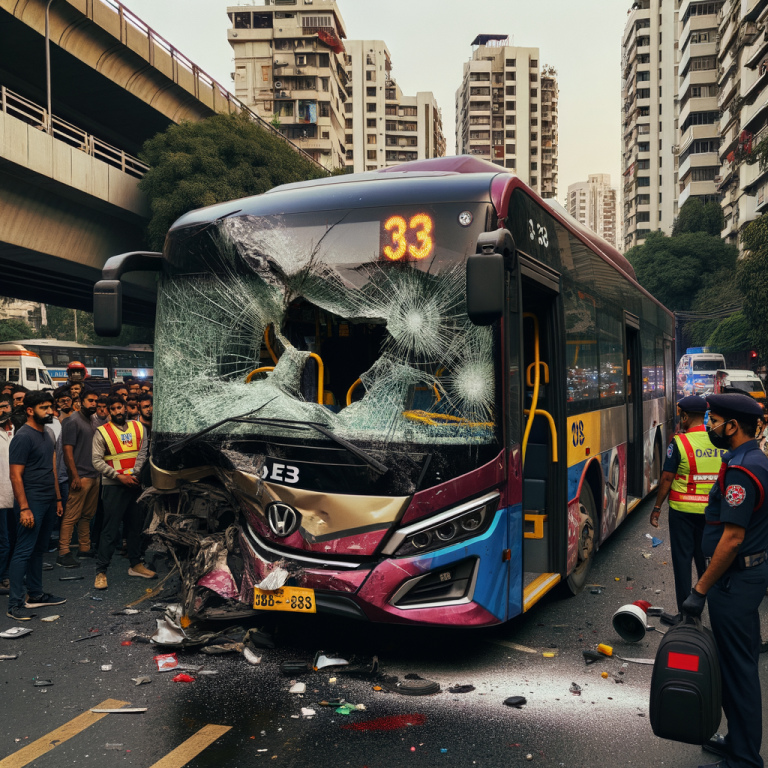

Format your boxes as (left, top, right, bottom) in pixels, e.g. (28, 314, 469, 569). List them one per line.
(7, 391, 66, 620)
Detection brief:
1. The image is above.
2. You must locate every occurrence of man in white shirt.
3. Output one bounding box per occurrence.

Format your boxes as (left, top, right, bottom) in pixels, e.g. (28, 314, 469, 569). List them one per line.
(0, 394, 15, 595)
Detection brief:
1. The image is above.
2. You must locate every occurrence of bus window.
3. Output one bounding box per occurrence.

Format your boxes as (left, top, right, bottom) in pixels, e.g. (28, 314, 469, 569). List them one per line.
(597, 307, 624, 403)
(655, 336, 665, 399)
(55, 349, 70, 365)
(25, 368, 37, 383)
(564, 284, 598, 411)
(641, 331, 656, 400)
(39, 351, 54, 366)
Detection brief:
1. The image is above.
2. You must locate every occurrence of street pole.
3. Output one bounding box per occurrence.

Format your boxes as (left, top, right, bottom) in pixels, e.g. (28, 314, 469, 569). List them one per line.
(45, 0, 55, 135)
(73, 308, 77, 342)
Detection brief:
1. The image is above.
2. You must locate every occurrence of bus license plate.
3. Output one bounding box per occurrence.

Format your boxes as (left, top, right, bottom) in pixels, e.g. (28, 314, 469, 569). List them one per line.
(253, 586, 316, 613)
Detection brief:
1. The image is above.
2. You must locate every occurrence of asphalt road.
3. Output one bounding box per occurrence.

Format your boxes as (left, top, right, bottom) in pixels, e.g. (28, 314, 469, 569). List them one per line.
(2, 494, 768, 768)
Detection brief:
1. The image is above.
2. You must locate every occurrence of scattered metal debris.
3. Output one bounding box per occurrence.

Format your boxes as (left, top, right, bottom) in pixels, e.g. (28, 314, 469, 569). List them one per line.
(132, 676, 152, 686)
(0, 627, 32, 639)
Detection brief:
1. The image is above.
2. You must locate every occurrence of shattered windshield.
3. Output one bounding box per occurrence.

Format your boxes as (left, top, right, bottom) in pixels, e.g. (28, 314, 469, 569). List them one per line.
(154, 203, 499, 460)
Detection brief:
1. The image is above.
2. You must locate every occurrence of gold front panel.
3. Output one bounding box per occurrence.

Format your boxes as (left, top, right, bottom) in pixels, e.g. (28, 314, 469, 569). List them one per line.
(231, 472, 410, 540)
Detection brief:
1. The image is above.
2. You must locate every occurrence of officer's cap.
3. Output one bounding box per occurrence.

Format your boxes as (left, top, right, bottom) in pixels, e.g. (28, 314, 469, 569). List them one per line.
(677, 395, 708, 414)
(706, 393, 764, 420)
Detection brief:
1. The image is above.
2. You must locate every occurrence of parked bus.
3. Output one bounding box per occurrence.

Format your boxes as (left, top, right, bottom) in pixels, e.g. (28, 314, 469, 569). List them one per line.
(5, 340, 153, 384)
(93, 156, 675, 627)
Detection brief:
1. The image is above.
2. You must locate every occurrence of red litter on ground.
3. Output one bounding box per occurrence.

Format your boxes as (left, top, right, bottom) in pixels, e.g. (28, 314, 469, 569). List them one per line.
(172, 673, 195, 683)
(342, 714, 427, 732)
(154, 653, 179, 672)
(121, 641, 132, 646)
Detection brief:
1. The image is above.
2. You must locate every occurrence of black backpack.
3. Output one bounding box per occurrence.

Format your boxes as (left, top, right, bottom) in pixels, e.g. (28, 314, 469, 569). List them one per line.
(650, 615, 722, 744)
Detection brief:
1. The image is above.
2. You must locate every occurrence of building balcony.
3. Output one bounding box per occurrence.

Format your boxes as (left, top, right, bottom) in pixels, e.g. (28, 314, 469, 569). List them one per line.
(679, 151, 720, 180)
(678, 179, 717, 208)
(679, 96, 719, 126)
(680, 42, 718, 76)
(679, 123, 719, 153)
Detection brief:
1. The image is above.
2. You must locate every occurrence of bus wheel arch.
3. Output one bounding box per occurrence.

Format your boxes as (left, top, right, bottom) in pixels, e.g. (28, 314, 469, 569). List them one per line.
(564, 460, 602, 596)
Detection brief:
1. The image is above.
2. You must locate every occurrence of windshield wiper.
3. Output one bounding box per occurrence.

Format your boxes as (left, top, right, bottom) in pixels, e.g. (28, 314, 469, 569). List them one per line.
(164, 398, 278, 456)
(232, 417, 388, 475)
(164, 404, 388, 476)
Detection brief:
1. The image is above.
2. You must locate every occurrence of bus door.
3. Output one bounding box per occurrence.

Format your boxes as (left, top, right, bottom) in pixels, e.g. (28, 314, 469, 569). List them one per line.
(518, 255, 567, 608)
(624, 313, 643, 499)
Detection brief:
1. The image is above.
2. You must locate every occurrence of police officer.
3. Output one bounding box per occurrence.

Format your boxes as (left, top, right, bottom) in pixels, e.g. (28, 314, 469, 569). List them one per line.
(681, 394, 768, 768)
(650, 396, 725, 620)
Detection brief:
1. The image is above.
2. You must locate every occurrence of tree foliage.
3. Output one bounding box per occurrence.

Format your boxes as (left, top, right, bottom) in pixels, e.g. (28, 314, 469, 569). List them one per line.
(0, 318, 35, 343)
(672, 198, 725, 237)
(738, 215, 768, 360)
(40, 305, 152, 346)
(705, 311, 753, 352)
(138, 112, 328, 249)
(625, 230, 738, 311)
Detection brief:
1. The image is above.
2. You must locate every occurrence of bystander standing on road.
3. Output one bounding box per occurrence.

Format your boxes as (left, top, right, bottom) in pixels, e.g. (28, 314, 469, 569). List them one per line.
(10, 386, 28, 431)
(138, 393, 152, 436)
(110, 384, 128, 399)
(7, 391, 66, 620)
(92, 395, 109, 429)
(125, 395, 139, 421)
(650, 396, 724, 620)
(92, 396, 155, 589)
(1, 383, 14, 397)
(0, 394, 14, 596)
(56, 389, 99, 569)
(127, 380, 142, 396)
(54, 387, 74, 423)
(45, 400, 69, 550)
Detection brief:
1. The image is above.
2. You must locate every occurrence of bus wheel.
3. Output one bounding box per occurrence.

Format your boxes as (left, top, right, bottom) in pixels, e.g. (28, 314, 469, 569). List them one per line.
(565, 483, 596, 595)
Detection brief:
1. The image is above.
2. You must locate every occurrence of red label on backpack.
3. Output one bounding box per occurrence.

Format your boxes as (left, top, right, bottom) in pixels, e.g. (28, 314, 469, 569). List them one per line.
(668, 652, 700, 672)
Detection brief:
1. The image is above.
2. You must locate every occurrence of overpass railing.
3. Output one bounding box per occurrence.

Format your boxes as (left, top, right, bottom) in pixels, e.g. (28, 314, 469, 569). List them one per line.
(1, 85, 150, 179)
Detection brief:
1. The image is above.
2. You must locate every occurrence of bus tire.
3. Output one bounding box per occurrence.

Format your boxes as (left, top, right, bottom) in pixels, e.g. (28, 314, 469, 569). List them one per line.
(565, 482, 597, 595)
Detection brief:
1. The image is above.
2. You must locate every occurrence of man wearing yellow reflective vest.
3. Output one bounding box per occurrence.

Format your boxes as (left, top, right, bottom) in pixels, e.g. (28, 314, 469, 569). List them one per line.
(91, 396, 156, 590)
(650, 395, 727, 619)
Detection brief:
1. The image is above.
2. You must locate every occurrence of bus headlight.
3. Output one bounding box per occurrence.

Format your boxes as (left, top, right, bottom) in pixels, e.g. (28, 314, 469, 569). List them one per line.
(386, 493, 499, 558)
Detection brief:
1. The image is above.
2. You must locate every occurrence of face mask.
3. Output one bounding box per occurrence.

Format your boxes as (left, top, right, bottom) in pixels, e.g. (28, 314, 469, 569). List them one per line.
(33, 413, 54, 426)
(111, 413, 127, 426)
(0, 412, 10, 425)
(707, 420, 732, 451)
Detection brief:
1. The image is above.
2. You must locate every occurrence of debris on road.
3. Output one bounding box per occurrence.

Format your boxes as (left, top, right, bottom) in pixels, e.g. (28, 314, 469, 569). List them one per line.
(198, 670, 219, 676)
(645, 533, 664, 547)
(101, 664, 112, 671)
(597, 644, 613, 657)
(389, 678, 441, 696)
(0, 654, 18, 660)
(301, 708, 316, 717)
(111, 609, 140, 616)
(503, 696, 527, 708)
(616, 656, 655, 665)
(243, 648, 261, 665)
(280, 661, 310, 675)
(105, 744, 123, 750)
(569, 682, 582, 696)
(582, 650, 603, 665)
(90, 708, 147, 714)
(643, 553, 652, 559)
(172, 674, 195, 683)
(59, 576, 84, 581)
(154, 653, 179, 672)
(448, 685, 475, 694)
(72, 631, 102, 642)
(33, 679, 53, 687)
(289, 682, 306, 694)
(601, 672, 609, 679)
(40, 616, 59, 623)
(0, 627, 32, 639)
(132, 676, 151, 686)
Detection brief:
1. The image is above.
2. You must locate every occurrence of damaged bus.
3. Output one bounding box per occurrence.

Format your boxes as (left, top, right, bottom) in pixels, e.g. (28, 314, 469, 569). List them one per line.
(93, 156, 674, 627)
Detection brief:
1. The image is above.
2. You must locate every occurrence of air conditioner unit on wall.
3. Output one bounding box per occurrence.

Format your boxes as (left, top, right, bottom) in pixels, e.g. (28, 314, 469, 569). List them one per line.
(274, 81, 283, 89)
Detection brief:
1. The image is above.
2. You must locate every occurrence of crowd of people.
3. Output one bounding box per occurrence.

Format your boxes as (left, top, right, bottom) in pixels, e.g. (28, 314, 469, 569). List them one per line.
(0, 377, 157, 621)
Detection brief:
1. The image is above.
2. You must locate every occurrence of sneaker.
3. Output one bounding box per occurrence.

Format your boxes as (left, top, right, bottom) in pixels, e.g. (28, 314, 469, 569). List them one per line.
(56, 553, 81, 569)
(25, 593, 66, 608)
(702, 734, 731, 760)
(94, 573, 108, 590)
(78, 549, 96, 558)
(7, 605, 36, 621)
(128, 563, 157, 579)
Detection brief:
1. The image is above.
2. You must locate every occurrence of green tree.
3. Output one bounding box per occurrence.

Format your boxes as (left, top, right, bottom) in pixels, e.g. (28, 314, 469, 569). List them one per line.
(625, 230, 738, 311)
(138, 112, 328, 249)
(40, 305, 152, 346)
(738, 215, 768, 359)
(672, 198, 725, 237)
(0, 317, 35, 343)
(706, 312, 753, 353)
(683, 268, 743, 346)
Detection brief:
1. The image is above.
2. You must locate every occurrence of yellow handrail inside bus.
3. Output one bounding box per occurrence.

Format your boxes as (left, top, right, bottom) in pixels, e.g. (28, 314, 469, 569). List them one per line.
(246, 366, 275, 383)
(526, 361, 550, 388)
(402, 410, 494, 428)
(524, 409, 558, 462)
(522, 312, 541, 464)
(347, 378, 363, 406)
(264, 326, 278, 364)
(308, 353, 324, 405)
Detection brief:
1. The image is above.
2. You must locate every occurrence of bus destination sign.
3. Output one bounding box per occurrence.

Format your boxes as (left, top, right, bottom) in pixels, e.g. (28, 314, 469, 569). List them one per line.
(380, 213, 434, 261)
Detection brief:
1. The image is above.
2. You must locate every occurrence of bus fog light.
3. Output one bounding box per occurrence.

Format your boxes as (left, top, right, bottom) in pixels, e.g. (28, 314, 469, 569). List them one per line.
(435, 522, 458, 541)
(411, 532, 432, 549)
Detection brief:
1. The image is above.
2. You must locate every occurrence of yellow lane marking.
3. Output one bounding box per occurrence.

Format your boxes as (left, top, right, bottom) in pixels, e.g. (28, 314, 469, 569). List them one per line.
(523, 572, 562, 612)
(0, 698, 129, 768)
(148, 724, 232, 768)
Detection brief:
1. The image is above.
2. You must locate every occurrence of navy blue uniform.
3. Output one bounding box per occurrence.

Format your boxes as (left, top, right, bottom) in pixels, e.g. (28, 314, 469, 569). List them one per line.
(703, 439, 768, 768)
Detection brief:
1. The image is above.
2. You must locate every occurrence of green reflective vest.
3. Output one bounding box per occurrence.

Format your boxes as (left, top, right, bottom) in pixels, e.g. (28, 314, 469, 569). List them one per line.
(669, 426, 725, 514)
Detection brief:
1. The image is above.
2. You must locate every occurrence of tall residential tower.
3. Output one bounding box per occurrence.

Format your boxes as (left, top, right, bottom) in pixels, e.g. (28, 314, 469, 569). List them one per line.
(567, 174, 618, 247)
(455, 35, 559, 197)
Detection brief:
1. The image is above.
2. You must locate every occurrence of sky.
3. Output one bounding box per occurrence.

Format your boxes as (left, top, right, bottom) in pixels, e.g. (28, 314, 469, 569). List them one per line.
(119, 0, 629, 204)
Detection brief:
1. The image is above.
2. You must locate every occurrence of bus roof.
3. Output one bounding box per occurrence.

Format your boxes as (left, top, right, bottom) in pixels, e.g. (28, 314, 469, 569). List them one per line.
(3, 340, 153, 352)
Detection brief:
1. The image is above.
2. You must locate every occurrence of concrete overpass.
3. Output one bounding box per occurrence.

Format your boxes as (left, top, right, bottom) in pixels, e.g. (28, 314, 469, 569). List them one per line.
(0, 0, 320, 325)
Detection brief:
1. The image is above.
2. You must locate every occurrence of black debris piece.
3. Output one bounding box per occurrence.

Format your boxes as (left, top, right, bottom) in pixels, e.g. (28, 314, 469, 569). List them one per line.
(448, 685, 476, 694)
(280, 660, 311, 675)
(503, 696, 527, 708)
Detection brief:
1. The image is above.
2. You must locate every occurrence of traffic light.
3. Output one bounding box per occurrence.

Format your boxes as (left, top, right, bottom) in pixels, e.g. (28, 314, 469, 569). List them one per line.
(751, 350, 759, 361)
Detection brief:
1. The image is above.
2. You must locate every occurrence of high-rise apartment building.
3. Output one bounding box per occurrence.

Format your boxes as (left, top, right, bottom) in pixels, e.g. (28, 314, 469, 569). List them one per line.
(342, 41, 445, 172)
(716, 0, 768, 247)
(567, 174, 618, 247)
(621, 0, 679, 251)
(226, 1, 349, 170)
(455, 35, 559, 197)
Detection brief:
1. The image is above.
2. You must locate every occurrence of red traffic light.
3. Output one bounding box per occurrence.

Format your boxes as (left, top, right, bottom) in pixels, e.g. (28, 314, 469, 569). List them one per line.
(751, 350, 759, 359)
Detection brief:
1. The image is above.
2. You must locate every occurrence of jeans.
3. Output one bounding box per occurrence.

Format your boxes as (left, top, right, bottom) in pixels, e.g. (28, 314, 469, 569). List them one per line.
(8, 497, 58, 608)
(0, 508, 10, 581)
(96, 484, 143, 572)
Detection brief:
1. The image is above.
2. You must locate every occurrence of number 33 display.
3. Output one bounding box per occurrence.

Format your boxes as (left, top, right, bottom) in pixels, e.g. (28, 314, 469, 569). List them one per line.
(528, 218, 549, 248)
(382, 213, 434, 261)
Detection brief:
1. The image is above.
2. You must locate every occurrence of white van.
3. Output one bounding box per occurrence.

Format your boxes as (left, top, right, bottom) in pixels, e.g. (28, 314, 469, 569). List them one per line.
(0, 344, 55, 390)
(714, 369, 766, 400)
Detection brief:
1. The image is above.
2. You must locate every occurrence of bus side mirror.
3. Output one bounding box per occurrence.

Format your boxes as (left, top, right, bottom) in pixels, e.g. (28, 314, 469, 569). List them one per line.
(93, 280, 123, 336)
(466, 230, 514, 326)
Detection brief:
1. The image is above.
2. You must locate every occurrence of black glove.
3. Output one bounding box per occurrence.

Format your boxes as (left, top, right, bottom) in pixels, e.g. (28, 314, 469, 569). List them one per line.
(681, 587, 707, 618)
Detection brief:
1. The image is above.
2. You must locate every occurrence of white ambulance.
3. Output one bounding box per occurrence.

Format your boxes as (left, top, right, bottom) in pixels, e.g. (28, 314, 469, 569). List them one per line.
(0, 344, 55, 390)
